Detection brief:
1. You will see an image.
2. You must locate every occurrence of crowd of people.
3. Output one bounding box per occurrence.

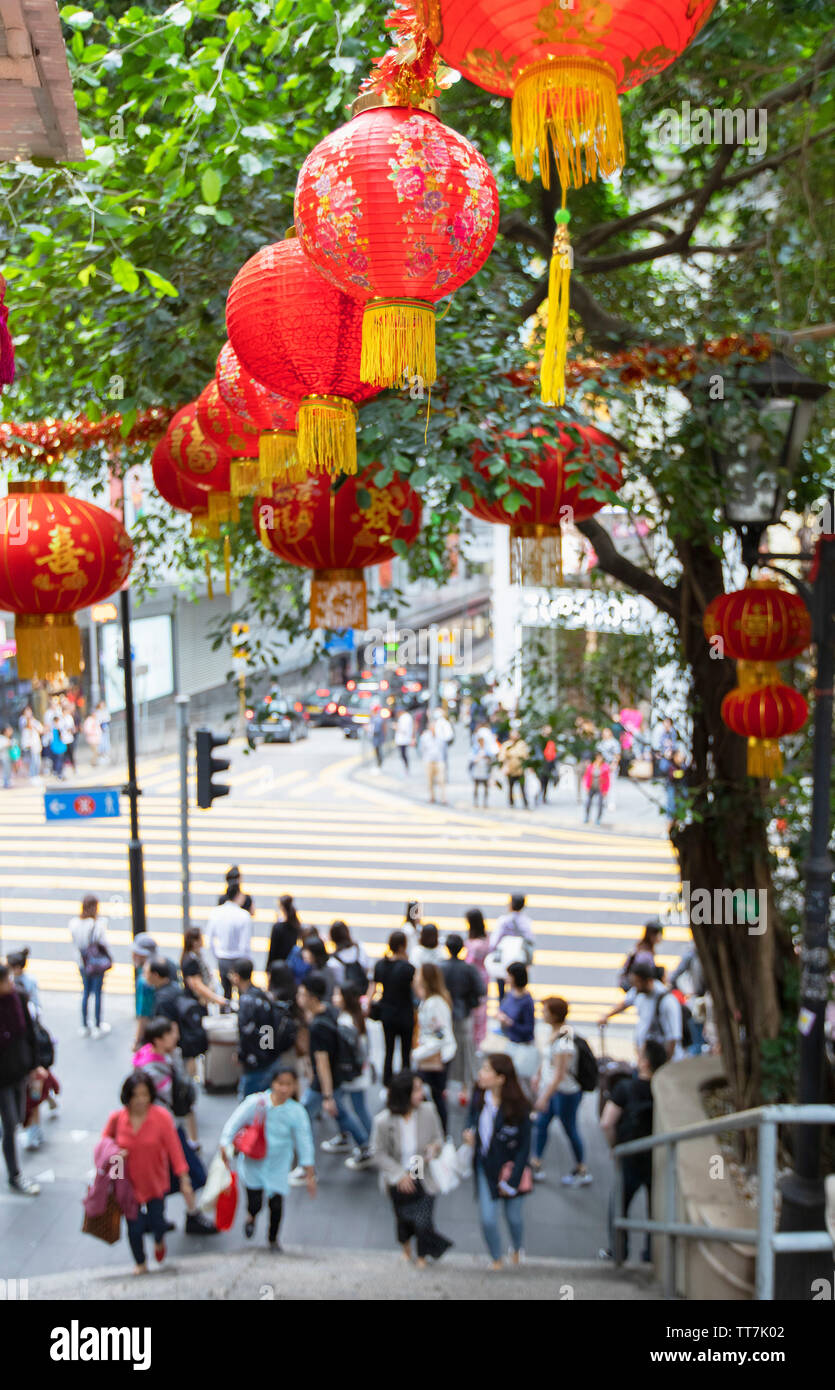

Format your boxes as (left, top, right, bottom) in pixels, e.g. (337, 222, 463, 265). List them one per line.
(0, 694, 111, 786)
(0, 867, 714, 1275)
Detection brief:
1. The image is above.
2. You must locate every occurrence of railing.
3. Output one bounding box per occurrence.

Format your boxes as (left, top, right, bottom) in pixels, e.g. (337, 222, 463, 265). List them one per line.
(612, 1104, 835, 1300)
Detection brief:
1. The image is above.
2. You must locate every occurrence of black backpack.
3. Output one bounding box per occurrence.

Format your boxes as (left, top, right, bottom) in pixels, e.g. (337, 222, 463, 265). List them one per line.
(331, 1018, 364, 1086)
(269, 998, 299, 1057)
(171, 1068, 197, 1118)
(617, 1080, 654, 1145)
(338, 952, 369, 995)
(647, 988, 692, 1050)
(33, 1018, 54, 1069)
(573, 1034, 599, 1092)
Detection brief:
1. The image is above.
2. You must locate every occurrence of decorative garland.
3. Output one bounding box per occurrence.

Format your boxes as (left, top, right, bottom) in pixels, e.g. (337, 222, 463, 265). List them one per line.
(0, 335, 773, 468)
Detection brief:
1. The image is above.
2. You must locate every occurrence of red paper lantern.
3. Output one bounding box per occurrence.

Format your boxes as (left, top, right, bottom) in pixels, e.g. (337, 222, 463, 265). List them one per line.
(226, 239, 380, 479)
(0, 480, 133, 678)
(215, 341, 299, 487)
(465, 421, 621, 584)
(295, 100, 499, 390)
(166, 402, 238, 534)
(703, 579, 810, 662)
(255, 465, 421, 628)
(196, 382, 263, 498)
(150, 435, 209, 530)
(721, 666, 808, 779)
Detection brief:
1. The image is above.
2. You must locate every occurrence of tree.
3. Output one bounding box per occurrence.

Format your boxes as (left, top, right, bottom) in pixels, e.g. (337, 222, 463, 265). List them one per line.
(2, 0, 834, 1109)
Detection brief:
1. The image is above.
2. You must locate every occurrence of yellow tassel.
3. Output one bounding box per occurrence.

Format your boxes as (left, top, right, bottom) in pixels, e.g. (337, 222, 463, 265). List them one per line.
(191, 512, 210, 540)
(360, 299, 437, 389)
(14, 613, 82, 680)
(540, 205, 572, 407)
(509, 526, 563, 587)
(207, 492, 240, 527)
(229, 459, 261, 497)
(309, 568, 367, 630)
(298, 396, 358, 477)
(736, 660, 779, 692)
(747, 737, 783, 779)
(224, 534, 231, 596)
(259, 430, 300, 485)
(512, 56, 624, 190)
(205, 553, 213, 602)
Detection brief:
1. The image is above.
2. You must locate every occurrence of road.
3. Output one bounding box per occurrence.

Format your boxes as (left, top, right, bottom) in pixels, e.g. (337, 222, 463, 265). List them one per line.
(0, 724, 689, 1280)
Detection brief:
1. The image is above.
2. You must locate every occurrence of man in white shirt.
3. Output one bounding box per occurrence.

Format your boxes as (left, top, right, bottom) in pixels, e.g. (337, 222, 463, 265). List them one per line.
(206, 889, 253, 1000)
(432, 707, 454, 770)
(394, 707, 414, 772)
(599, 959, 684, 1061)
(419, 719, 447, 804)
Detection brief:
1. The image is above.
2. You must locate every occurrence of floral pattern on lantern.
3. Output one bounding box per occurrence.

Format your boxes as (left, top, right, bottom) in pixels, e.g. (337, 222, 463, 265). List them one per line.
(196, 381, 262, 498)
(215, 341, 299, 487)
(0, 480, 133, 678)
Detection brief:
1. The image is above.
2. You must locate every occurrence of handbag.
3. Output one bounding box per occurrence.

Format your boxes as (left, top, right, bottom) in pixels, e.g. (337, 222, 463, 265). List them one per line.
(82, 1188, 122, 1245)
(234, 1098, 267, 1160)
(454, 1141, 474, 1179)
(499, 1161, 533, 1195)
(428, 1139, 460, 1195)
(214, 1171, 238, 1231)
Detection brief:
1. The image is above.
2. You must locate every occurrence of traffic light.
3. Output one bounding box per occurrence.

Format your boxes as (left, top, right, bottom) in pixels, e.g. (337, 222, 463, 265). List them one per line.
(195, 728, 231, 809)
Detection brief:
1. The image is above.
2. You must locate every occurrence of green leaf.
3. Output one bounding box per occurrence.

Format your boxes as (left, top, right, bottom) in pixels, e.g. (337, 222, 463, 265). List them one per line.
(356, 488, 371, 509)
(110, 256, 140, 293)
(200, 168, 222, 205)
(140, 267, 179, 297)
(391, 538, 408, 558)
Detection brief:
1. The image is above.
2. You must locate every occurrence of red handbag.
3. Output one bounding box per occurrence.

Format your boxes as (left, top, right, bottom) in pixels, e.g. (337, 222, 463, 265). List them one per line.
(215, 1171, 238, 1231)
(234, 1098, 267, 1160)
(499, 1161, 533, 1195)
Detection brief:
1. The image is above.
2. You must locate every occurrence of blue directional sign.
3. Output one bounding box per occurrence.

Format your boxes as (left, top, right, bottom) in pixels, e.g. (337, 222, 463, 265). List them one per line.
(44, 788, 121, 821)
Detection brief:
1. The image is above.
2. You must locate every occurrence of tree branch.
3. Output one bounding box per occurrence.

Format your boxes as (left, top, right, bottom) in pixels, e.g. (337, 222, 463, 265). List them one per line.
(575, 516, 681, 622)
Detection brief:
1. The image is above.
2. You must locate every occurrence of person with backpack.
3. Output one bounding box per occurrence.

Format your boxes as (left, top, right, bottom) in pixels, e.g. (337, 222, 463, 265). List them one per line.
(265, 894, 304, 971)
(529, 725, 559, 804)
(531, 997, 594, 1187)
(442, 934, 486, 1103)
(0, 962, 45, 1194)
(599, 1038, 668, 1262)
(326, 920, 370, 994)
(333, 983, 373, 1141)
(69, 895, 112, 1039)
(295, 973, 373, 1172)
(600, 958, 685, 1061)
(488, 893, 535, 1003)
(617, 919, 664, 992)
(230, 958, 298, 1100)
(411, 963, 457, 1136)
(582, 752, 610, 823)
(220, 1065, 316, 1249)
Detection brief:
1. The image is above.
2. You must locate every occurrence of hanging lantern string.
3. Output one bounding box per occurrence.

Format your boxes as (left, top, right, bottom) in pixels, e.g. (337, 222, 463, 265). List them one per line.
(540, 183, 572, 408)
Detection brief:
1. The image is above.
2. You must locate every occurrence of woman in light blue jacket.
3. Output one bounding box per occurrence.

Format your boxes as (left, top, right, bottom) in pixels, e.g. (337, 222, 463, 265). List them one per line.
(220, 1066, 316, 1250)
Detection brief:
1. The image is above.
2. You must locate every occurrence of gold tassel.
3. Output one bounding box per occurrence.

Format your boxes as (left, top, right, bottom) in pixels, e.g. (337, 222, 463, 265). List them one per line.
(736, 659, 779, 692)
(259, 430, 300, 485)
(309, 568, 367, 630)
(541, 201, 571, 407)
(207, 492, 240, 527)
(205, 553, 213, 601)
(229, 459, 261, 497)
(360, 298, 437, 389)
(509, 525, 563, 587)
(511, 56, 624, 190)
(191, 512, 210, 540)
(747, 737, 783, 779)
(14, 613, 82, 680)
(224, 534, 231, 596)
(298, 396, 358, 477)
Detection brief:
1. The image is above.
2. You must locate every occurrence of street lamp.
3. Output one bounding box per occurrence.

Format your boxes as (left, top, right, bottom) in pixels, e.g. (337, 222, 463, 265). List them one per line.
(690, 352, 833, 1298)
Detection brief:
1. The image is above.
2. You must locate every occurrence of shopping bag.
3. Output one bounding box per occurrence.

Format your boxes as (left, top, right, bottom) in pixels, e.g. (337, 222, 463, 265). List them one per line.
(234, 1098, 267, 1159)
(198, 1149, 234, 1214)
(82, 1189, 122, 1245)
(428, 1139, 460, 1195)
(214, 1171, 238, 1231)
(454, 1142, 474, 1179)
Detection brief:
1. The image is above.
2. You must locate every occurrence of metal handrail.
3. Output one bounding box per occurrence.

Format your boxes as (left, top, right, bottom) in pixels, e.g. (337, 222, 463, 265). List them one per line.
(611, 1102, 835, 1300)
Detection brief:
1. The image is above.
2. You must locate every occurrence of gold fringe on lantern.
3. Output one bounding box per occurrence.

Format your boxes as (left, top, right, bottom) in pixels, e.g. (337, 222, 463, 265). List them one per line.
(747, 737, 783, 779)
(509, 525, 563, 587)
(309, 568, 367, 630)
(229, 459, 261, 498)
(259, 430, 302, 485)
(512, 56, 625, 190)
(541, 199, 572, 407)
(298, 396, 358, 477)
(360, 299, 437, 389)
(191, 511, 210, 540)
(205, 553, 214, 601)
(207, 492, 240, 527)
(15, 612, 82, 680)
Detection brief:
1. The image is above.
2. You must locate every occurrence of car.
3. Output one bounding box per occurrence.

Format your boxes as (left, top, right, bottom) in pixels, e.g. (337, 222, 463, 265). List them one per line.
(300, 686, 346, 727)
(340, 691, 395, 739)
(246, 693, 309, 746)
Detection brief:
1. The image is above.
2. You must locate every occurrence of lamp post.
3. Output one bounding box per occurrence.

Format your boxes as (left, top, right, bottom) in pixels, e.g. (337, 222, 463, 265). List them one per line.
(690, 353, 832, 1298)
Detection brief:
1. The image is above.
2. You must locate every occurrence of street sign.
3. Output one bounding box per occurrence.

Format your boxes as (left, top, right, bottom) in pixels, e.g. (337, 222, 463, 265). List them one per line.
(44, 788, 121, 821)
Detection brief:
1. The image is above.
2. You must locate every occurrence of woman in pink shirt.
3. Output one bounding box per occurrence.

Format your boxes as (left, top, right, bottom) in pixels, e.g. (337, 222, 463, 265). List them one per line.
(102, 1070, 199, 1273)
(464, 909, 491, 1049)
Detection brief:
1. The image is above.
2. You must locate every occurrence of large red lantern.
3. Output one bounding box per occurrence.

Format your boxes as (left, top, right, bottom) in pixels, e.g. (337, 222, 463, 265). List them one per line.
(166, 402, 238, 533)
(721, 663, 808, 779)
(255, 465, 422, 628)
(196, 382, 261, 498)
(465, 421, 621, 584)
(703, 579, 811, 663)
(295, 99, 499, 391)
(226, 238, 380, 478)
(0, 480, 133, 679)
(215, 341, 299, 487)
(150, 435, 209, 531)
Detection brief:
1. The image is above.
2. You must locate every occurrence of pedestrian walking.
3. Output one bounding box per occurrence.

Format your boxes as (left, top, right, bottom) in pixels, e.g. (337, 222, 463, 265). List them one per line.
(464, 909, 491, 1050)
(326, 920, 370, 993)
(394, 706, 414, 771)
(95, 700, 111, 762)
(369, 704, 386, 770)
(266, 894, 304, 971)
(469, 727, 494, 807)
(220, 1066, 316, 1249)
(617, 918, 664, 991)
(582, 752, 610, 823)
(530, 725, 559, 804)
(412, 963, 456, 1135)
(69, 895, 113, 1039)
(600, 958, 684, 1062)
(180, 929, 225, 1010)
(442, 934, 485, 1103)
(0, 963, 43, 1195)
(410, 923, 446, 970)
(401, 901, 421, 958)
(206, 886, 253, 1000)
(0, 725, 14, 788)
(531, 997, 592, 1187)
(230, 958, 295, 1099)
(600, 1040, 668, 1263)
(419, 717, 447, 804)
(498, 727, 530, 808)
(496, 963, 538, 1090)
(432, 706, 454, 772)
(19, 710, 42, 778)
(371, 1070, 453, 1268)
(463, 1053, 532, 1270)
(488, 893, 535, 1002)
(101, 1072, 211, 1274)
(296, 974, 373, 1170)
(131, 933, 159, 1048)
(371, 930, 416, 1085)
(333, 983, 373, 1141)
(301, 935, 335, 999)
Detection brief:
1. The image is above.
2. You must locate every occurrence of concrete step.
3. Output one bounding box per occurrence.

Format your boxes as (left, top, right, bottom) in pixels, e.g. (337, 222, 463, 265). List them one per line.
(30, 1246, 661, 1301)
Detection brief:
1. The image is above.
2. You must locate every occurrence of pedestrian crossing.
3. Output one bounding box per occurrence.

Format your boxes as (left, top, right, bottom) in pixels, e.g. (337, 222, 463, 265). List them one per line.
(0, 746, 689, 1048)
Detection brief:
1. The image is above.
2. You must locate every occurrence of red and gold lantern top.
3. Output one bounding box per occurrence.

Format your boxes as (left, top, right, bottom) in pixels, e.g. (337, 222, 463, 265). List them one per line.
(196, 381, 260, 459)
(703, 579, 811, 664)
(466, 421, 622, 528)
(166, 401, 232, 495)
